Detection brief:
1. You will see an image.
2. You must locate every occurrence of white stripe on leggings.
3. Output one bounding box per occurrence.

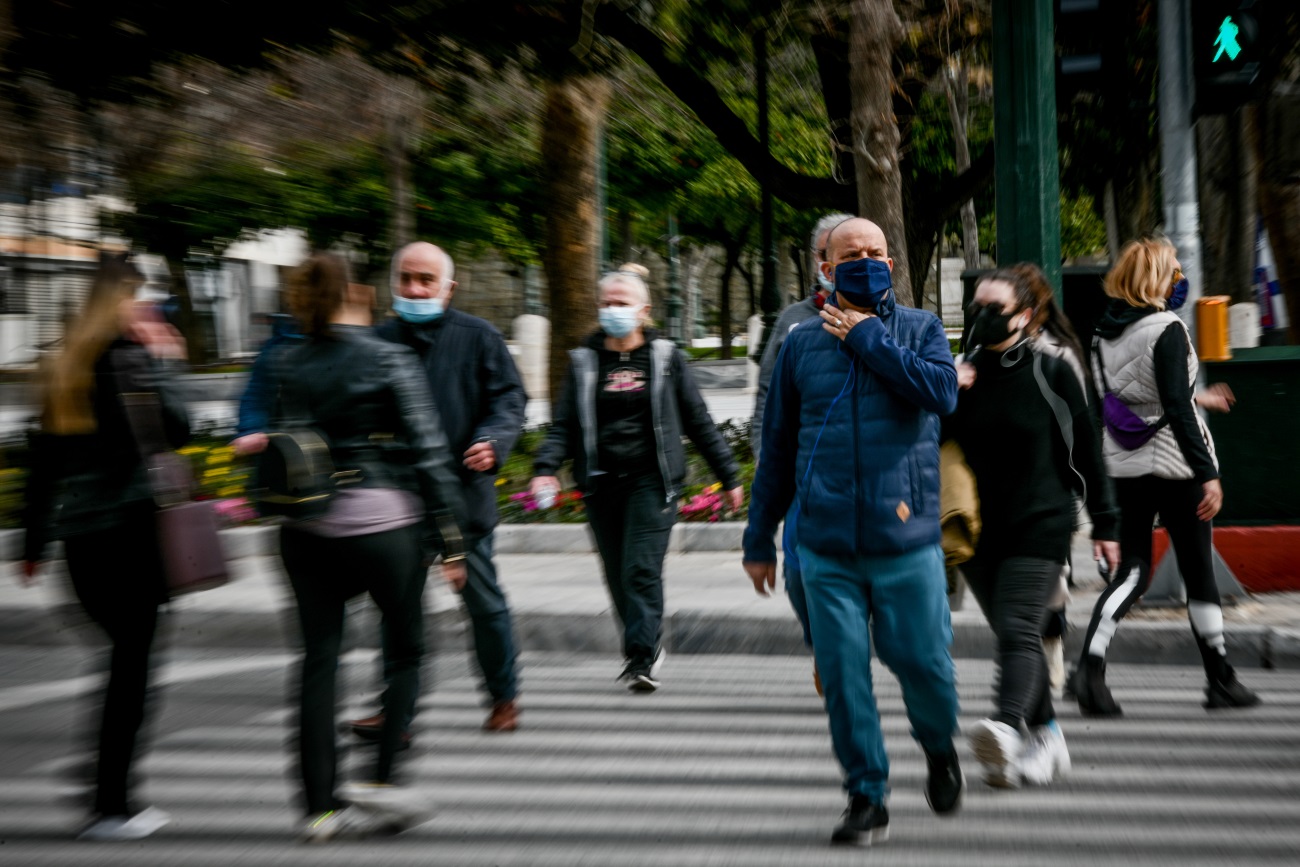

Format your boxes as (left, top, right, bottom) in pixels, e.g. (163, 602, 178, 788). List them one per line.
(1088, 564, 1142, 658)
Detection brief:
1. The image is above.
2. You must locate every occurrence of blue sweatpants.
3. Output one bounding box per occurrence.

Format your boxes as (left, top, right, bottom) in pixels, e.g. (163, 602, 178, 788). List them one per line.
(799, 542, 959, 802)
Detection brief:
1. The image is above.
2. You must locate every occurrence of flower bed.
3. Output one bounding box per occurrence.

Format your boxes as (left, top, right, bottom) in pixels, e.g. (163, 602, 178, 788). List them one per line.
(0, 419, 756, 528)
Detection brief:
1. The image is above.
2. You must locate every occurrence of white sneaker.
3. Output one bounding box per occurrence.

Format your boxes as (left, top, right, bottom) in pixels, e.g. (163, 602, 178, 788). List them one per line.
(1020, 720, 1071, 786)
(300, 806, 377, 843)
(649, 646, 667, 681)
(78, 807, 170, 841)
(968, 719, 1024, 789)
(339, 782, 430, 834)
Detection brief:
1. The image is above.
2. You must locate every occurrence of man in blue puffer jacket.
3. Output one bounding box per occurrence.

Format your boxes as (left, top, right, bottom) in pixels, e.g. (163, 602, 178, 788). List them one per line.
(743, 218, 964, 846)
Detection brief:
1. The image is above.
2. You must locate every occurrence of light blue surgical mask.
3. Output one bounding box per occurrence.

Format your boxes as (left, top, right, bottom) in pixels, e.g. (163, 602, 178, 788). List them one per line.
(816, 271, 834, 293)
(393, 295, 444, 323)
(599, 307, 641, 338)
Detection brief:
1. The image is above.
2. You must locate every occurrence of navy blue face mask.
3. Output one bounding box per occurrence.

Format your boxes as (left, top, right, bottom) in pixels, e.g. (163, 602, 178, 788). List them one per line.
(1168, 276, 1189, 311)
(832, 257, 892, 309)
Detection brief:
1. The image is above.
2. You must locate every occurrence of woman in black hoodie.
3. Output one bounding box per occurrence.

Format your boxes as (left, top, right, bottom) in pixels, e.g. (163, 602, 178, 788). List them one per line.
(1070, 238, 1258, 716)
(530, 267, 742, 691)
(948, 263, 1119, 790)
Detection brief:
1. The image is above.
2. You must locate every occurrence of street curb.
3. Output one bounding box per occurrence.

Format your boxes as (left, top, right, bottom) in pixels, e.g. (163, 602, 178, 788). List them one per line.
(1, 522, 746, 560)
(2, 607, 1294, 670)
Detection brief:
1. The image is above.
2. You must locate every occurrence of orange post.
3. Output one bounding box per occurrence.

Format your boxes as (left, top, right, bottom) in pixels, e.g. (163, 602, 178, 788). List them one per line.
(1195, 296, 1232, 361)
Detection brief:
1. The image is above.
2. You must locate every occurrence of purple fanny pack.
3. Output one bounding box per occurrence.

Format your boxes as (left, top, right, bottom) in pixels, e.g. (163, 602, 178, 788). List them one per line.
(1094, 339, 1168, 450)
(1101, 392, 1167, 450)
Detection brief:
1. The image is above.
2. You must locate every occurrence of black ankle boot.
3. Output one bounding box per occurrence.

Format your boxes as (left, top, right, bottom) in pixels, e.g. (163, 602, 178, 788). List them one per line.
(1205, 665, 1261, 710)
(1069, 655, 1122, 717)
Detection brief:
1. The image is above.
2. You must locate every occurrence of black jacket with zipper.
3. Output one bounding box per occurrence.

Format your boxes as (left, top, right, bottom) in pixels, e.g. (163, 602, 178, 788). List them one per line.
(534, 329, 740, 501)
(376, 309, 527, 540)
(271, 325, 470, 560)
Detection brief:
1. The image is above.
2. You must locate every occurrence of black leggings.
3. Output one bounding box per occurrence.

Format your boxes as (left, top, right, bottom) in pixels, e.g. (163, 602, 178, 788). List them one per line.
(63, 503, 167, 817)
(1081, 476, 1219, 662)
(963, 555, 1060, 729)
(281, 524, 427, 815)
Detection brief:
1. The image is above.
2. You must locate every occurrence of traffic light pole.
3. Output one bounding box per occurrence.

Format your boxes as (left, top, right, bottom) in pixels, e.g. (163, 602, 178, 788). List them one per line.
(992, 0, 1063, 297)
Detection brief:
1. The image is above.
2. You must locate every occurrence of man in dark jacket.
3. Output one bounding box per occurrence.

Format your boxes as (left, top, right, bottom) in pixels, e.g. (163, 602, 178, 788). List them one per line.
(369, 241, 528, 733)
(743, 218, 964, 845)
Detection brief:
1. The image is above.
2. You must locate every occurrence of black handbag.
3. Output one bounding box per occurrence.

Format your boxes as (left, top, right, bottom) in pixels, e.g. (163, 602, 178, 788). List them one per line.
(254, 429, 345, 520)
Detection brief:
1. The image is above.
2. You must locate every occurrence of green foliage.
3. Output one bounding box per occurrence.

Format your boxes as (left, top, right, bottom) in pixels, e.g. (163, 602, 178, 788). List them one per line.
(113, 147, 295, 259)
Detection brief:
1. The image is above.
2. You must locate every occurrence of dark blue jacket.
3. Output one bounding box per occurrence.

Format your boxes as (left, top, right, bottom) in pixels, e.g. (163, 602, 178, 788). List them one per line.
(236, 315, 303, 437)
(377, 308, 527, 540)
(743, 291, 957, 561)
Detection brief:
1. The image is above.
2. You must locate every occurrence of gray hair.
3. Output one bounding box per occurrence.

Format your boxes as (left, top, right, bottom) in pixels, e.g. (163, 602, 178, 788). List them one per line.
(598, 269, 650, 306)
(810, 212, 856, 261)
(390, 242, 455, 295)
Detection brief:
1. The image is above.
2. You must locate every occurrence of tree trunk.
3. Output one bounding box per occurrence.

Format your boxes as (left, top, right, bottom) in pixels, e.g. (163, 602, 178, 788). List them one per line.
(540, 74, 610, 404)
(789, 242, 806, 297)
(719, 241, 740, 360)
(166, 256, 207, 365)
(1254, 100, 1300, 344)
(1197, 110, 1259, 303)
(848, 0, 909, 299)
(944, 60, 980, 271)
(383, 75, 421, 250)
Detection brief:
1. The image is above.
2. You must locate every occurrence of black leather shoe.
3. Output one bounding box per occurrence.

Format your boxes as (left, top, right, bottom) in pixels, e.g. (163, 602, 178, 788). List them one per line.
(924, 747, 965, 815)
(830, 795, 889, 846)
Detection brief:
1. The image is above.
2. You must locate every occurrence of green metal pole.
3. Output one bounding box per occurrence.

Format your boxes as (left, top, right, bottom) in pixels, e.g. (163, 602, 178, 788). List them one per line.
(992, 0, 1064, 299)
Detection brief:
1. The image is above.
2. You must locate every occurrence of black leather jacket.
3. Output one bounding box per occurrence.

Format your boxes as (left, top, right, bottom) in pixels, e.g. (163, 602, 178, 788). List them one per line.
(24, 339, 191, 562)
(270, 325, 469, 560)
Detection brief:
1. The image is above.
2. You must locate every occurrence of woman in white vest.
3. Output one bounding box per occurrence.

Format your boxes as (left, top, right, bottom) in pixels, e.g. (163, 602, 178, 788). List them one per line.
(1070, 238, 1259, 716)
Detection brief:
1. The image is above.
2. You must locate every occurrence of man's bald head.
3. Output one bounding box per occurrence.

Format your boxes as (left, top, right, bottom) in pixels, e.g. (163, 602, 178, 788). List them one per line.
(392, 242, 456, 299)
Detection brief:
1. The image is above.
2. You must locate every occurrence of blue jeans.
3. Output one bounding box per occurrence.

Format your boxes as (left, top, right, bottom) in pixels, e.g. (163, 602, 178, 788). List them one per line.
(459, 532, 520, 703)
(799, 542, 959, 802)
(782, 504, 813, 649)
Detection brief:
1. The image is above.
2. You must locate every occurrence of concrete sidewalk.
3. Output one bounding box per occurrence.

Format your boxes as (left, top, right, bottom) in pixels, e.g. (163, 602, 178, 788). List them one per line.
(3, 526, 1298, 668)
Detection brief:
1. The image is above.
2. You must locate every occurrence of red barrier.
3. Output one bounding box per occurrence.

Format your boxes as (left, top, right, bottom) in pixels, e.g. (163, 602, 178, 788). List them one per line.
(1151, 526, 1300, 593)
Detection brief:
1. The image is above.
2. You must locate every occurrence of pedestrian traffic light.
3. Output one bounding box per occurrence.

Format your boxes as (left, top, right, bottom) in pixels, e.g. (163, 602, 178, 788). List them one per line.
(1192, 1, 1269, 114)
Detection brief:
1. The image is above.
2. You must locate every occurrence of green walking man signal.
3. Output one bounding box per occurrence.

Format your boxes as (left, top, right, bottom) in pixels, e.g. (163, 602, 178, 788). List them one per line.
(1213, 16, 1242, 63)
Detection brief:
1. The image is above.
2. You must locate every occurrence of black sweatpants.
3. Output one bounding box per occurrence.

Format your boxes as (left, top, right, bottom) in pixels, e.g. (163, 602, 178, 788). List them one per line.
(585, 471, 676, 667)
(962, 554, 1060, 729)
(280, 524, 427, 815)
(63, 502, 167, 818)
(1081, 475, 1221, 666)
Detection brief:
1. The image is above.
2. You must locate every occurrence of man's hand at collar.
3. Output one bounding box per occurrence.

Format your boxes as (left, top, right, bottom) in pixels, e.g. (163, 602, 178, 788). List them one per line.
(820, 303, 875, 342)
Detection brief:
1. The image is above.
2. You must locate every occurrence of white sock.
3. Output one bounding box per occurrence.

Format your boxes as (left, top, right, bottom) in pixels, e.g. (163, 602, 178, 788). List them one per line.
(1188, 600, 1226, 654)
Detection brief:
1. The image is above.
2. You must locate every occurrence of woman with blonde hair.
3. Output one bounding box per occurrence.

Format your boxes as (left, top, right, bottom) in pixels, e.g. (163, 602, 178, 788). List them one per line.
(1070, 238, 1258, 716)
(23, 254, 189, 841)
(530, 267, 742, 691)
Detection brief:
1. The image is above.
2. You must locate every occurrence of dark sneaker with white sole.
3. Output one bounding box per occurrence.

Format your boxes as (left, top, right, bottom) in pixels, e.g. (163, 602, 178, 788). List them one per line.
(830, 795, 889, 846)
(624, 647, 665, 692)
(924, 746, 965, 814)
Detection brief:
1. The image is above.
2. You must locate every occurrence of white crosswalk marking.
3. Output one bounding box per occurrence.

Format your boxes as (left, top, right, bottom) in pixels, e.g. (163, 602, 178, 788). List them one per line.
(0, 654, 1298, 865)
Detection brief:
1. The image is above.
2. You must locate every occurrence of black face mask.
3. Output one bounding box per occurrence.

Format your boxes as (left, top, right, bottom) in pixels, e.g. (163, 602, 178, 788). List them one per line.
(968, 303, 1019, 350)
